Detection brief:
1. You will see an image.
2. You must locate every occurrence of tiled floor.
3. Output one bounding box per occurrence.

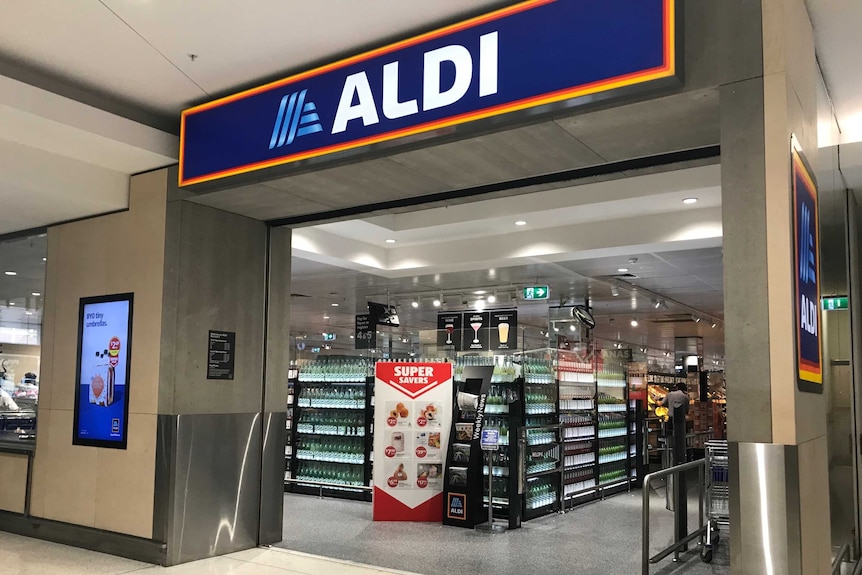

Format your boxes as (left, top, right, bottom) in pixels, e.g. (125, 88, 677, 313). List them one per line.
(0, 532, 420, 575)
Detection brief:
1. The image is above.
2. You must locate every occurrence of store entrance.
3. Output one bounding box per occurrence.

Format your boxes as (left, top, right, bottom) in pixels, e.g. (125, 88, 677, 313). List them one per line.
(277, 167, 728, 574)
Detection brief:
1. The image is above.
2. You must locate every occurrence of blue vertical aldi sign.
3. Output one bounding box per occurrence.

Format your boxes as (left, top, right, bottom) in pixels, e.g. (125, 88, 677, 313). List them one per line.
(179, 0, 678, 186)
(792, 148, 823, 393)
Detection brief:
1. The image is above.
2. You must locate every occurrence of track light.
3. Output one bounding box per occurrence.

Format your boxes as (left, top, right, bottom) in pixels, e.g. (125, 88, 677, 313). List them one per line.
(630, 318, 639, 327)
(711, 322, 717, 329)
(611, 286, 620, 297)
(488, 292, 497, 304)
(411, 300, 419, 309)
(433, 297, 441, 307)
(693, 315, 702, 323)
(569, 324, 577, 332)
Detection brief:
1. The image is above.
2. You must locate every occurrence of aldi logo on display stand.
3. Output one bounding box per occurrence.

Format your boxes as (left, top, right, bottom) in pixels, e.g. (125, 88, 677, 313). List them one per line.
(180, 0, 679, 186)
(447, 493, 467, 520)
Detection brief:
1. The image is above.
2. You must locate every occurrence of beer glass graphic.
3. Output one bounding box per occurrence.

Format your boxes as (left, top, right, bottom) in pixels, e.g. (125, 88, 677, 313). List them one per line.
(497, 323, 509, 345)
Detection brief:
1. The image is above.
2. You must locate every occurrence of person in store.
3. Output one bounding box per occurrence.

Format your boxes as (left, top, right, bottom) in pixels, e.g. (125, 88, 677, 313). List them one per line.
(659, 381, 689, 425)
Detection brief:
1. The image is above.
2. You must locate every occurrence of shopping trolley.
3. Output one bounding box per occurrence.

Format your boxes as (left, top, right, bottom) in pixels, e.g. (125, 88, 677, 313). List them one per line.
(701, 440, 729, 563)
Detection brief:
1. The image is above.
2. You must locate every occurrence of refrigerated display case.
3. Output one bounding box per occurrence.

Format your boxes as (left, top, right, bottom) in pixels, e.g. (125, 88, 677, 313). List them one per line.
(285, 359, 374, 501)
(596, 359, 629, 488)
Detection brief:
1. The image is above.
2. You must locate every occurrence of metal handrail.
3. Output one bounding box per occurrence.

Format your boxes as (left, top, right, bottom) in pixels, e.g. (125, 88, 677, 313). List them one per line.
(832, 542, 850, 575)
(642, 458, 707, 575)
(853, 553, 862, 575)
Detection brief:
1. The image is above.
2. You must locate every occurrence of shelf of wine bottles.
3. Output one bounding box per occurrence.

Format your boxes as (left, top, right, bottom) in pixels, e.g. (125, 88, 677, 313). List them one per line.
(295, 461, 365, 487)
(525, 476, 559, 512)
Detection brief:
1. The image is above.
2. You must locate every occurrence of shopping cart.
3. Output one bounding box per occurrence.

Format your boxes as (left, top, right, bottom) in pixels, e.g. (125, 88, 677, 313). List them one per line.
(701, 440, 729, 563)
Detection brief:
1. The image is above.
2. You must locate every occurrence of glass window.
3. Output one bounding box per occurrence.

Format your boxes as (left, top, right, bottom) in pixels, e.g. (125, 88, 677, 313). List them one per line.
(0, 232, 46, 449)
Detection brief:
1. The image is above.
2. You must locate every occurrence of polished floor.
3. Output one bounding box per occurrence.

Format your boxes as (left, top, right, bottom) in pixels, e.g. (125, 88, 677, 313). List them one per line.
(279, 484, 730, 575)
(0, 531, 420, 575)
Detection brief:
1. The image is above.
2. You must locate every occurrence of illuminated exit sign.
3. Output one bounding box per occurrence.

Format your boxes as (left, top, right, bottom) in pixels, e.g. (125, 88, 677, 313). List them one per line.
(822, 296, 848, 311)
(523, 286, 549, 300)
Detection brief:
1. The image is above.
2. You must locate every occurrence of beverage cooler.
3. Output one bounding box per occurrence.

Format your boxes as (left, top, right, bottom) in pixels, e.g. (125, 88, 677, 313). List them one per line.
(285, 359, 374, 501)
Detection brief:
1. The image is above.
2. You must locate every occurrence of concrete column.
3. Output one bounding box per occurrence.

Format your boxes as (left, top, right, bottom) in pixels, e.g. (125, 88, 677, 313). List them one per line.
(722, 1, 831, 573)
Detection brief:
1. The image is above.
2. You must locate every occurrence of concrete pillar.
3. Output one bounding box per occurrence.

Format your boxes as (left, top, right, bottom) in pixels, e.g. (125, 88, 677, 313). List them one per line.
(722, 1, 831, 573)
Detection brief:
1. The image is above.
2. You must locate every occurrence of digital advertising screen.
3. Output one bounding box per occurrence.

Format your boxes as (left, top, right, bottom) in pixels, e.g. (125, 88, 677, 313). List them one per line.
(72, 293, 134, 449)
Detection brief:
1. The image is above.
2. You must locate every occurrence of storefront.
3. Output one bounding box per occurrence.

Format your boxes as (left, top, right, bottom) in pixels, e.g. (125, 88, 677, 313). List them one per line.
(0, 0, 842, 573)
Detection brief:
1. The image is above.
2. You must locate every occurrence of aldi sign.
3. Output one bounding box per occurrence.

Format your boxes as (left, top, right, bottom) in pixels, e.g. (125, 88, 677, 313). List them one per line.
(180, 0, 678, 186)
(792, 147, 823, 393)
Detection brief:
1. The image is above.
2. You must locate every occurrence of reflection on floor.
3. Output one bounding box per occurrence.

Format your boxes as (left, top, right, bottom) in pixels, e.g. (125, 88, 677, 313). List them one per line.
(0, 531, 420, 575)
(280, 487, 730, 575)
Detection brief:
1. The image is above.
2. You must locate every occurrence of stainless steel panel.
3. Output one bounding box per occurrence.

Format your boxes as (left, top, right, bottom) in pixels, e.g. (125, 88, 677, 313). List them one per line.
(162, 412, 262, 566)
(732, 442, 802, 575)
(258, 411, 286, 545)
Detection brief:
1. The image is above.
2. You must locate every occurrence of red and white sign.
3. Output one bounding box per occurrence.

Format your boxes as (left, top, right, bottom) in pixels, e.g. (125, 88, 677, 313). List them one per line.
(373, 361, 452, 521)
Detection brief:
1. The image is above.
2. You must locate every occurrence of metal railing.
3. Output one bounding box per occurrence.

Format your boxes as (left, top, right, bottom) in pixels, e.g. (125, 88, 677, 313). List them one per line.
(642, 458, 708, 575)
(832, 543, 850, 575)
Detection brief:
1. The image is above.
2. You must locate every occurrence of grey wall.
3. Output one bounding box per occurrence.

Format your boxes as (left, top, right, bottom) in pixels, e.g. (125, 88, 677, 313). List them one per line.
(154, 197, 269, 565)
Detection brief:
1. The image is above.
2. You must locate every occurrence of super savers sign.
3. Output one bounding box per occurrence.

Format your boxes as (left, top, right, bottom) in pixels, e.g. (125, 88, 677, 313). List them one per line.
(179, 0, 678, 186)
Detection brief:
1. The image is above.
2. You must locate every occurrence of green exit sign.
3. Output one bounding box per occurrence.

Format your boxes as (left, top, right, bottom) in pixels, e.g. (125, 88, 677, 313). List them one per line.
(523, 285, 550, 300)
(822, 296, 848, 311)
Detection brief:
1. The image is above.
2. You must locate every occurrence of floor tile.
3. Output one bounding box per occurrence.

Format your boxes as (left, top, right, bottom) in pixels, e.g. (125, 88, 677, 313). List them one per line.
(134, 556, 301, 575)
(230, 547, 422, 575)
(0, 532, 149, 575)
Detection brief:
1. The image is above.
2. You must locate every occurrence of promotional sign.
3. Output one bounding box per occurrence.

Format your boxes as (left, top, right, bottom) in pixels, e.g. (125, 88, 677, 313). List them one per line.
(373, 361, 453, 521)
(207, 330, 236, 380)
(179, 0, 678, 186)
(73, 293, 134, 449)
(792, 147, 823, 393)
(489, 310, 517, 351)
(463, 312, 490, 351)
(523, 285, 550, 300)
(480, 428, 499, 450)
(354, 313, 376, 349)
(436, 312, 463, 350)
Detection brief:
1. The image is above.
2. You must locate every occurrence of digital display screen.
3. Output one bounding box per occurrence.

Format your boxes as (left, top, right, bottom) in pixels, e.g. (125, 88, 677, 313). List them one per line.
(73, 293, 134, 449)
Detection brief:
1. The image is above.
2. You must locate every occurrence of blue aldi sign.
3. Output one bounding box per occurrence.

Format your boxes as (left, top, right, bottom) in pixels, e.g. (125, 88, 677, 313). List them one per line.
(792, 147, 823, 393)
(179, 0, 679, 186)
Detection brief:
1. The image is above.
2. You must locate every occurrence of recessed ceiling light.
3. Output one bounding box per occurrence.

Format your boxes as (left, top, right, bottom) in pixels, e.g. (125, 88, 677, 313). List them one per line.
(514, 220, 527, 226)
(411, 300, 419, 308)
(31, 292, 40, 296)
(349, 335, 355, 339)
(487, 294, 497, 303)
(323, 315, 330, 319)
(474, 290, 486, 295)
(4, 271, 16, 276)
(683, 197, 698, 204)
(630, 318, 639, 327)
(617, 268, 629, 273)
(42, 258, 47, 262)
(9, 302, 15, 306)
(432, 298, 441, 307)
(385, 239, 397, 244)
(25, 311, 32, 315)
(331, 303, 339, 307)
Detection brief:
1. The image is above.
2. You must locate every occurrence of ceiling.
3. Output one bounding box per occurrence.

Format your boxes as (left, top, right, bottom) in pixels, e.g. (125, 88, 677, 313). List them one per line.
(286, 164, 726, 362)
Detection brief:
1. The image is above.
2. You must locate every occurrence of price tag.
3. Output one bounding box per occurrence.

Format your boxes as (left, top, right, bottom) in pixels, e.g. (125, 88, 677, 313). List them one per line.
(480, 428, 499, 451)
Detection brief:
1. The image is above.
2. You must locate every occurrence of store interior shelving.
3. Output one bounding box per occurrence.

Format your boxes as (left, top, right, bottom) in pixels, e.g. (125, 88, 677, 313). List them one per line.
(285, 359, 373, 501)
(558, 349, 596, 505)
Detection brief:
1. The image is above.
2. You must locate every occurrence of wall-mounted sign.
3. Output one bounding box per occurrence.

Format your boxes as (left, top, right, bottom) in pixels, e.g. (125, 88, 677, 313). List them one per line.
(73, 293, 134, 449)
(792, 146, 823, 394)
(179, 0, 678, 186)
(822, 296, 848, 311)
(523, 286, 549, 300)
(322, 332, 336, 341)
(354, 313, 376, 350)
(207, 330, 236, 380)
(436, 312, 463, 350)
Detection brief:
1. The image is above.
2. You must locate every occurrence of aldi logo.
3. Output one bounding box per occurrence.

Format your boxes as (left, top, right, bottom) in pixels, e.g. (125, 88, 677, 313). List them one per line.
(448, 493, 466, 519)
(375, 362, 452, 399)
(269, 89, 323, 149)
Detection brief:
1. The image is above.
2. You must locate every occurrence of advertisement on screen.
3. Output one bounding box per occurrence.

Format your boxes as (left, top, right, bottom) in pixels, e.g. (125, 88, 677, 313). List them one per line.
(73, 293, 134, 449)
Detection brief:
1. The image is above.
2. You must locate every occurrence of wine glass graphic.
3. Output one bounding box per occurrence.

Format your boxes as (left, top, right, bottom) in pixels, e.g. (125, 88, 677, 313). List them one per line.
(471, 321, 483, 344)
(445, 324, 454, 345)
